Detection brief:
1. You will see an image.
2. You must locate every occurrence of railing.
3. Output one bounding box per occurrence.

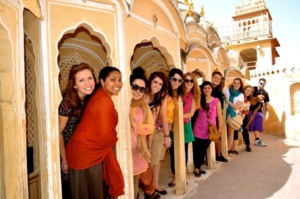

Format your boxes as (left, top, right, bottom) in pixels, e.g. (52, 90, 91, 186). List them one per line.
(218, 20, 273, 43)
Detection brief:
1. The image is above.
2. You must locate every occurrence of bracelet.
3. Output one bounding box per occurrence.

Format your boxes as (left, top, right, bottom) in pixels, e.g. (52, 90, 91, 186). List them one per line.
(164, 134, 170, 137)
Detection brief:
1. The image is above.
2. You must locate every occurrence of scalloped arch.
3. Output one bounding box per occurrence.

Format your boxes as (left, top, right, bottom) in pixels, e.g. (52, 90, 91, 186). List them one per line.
(57, 22, 113, 66)
(187, 45, 218, 65)
(150, 37, 175, 67)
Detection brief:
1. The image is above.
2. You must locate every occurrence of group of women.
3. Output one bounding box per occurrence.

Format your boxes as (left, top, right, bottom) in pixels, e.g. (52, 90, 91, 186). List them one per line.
(58, 63, 260, 199)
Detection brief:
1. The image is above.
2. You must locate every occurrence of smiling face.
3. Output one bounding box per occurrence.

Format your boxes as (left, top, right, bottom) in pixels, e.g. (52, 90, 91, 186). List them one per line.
(244, 87, 253, 97)
(100, 71, 123, 96)
(203, 84, 213, 96)
(131, 79, 146, 100)
(75, 69, 95, 100)
(170, 73, 183, 90)
(184, 75, 194, 92)
(150, 77, 163, 94)
(232, 79, 241, 91)
(211, 73, 222, 88)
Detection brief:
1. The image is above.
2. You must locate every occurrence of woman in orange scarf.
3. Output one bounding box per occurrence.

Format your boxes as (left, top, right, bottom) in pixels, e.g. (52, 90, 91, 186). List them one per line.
(129, 67, 155, 198)
(66, 66, 124, 199)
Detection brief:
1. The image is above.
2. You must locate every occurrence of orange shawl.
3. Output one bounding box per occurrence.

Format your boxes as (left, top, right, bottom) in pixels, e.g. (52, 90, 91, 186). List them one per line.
(66, 88, 124, 197)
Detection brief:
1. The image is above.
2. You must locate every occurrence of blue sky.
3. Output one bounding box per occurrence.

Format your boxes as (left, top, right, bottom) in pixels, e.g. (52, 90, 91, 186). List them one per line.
(193, 0, 299, 65)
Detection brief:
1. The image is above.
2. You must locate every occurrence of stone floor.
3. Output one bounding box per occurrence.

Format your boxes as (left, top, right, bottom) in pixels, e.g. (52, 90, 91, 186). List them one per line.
(139, 133, 300, 199)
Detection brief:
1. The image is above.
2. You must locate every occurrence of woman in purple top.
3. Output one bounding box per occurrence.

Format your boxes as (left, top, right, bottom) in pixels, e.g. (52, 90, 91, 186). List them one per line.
(192, 81, 223, 177)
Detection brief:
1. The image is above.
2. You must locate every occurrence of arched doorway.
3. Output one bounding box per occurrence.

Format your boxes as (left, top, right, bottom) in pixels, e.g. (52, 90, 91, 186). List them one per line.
(24, 33, 41, 199)
(130, 39, 173, 76)
(57, 24, 111, 93)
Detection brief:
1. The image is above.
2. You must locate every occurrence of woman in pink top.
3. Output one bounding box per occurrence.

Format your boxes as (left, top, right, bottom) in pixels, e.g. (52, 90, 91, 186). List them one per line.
(192, 81, 223, 177)
(129, 67, 154, 198)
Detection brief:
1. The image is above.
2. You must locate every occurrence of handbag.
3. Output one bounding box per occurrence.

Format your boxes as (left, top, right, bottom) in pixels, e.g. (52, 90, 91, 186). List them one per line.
(227, 113, 243, 130)
(208, 124, 219, 142)
(205, 105, 219, 142)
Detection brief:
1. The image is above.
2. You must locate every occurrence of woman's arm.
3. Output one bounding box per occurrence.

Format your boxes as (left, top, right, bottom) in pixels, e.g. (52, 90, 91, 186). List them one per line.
(147, 105, 160, 149)
(131, 108, 155, 136)
(183, 99, 196, 119)
(58, 115, 69, 173)
(160, 97, 171, 147)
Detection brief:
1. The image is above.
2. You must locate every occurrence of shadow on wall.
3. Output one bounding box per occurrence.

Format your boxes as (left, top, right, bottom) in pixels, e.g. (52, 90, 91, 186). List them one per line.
(264, 105, 285, 137)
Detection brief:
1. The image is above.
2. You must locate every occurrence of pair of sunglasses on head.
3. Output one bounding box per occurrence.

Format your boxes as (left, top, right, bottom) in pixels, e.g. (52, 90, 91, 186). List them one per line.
(170, 77, 194, 84)
(259, 81, 265, 86)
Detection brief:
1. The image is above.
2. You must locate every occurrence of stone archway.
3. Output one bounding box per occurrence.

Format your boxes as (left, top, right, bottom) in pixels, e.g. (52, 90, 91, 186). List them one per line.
(192, 68, 206, 85)
(130, 36, 176, 76)
(24, 33, 41, 199)
(130, 40, 170, 77)
(57, 23, 111, 93)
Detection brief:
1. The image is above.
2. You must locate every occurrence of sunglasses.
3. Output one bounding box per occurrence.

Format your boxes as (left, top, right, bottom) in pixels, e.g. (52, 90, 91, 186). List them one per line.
(131, 84, 146, 93)
(184, 79, 194, 83)
(170, 77, 183, 84)
(259, 82, 265, 86)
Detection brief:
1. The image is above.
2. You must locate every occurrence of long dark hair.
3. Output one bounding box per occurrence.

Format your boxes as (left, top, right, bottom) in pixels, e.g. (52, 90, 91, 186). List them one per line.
(200, 81, 213, 110)
(168, 68, 183, 97)
(147, 71, 167, 107)
(64, 63, 96, 117)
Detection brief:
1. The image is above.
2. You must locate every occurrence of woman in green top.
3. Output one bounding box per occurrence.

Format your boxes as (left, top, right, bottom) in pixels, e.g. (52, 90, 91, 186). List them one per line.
(168, 72, 200, 187)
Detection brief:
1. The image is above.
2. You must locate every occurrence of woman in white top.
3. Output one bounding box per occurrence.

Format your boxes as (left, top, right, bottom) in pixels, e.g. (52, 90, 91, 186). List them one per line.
(225, 78, 245, 155)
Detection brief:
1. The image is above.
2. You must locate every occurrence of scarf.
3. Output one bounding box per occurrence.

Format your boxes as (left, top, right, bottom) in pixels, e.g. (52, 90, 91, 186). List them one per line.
(130, 97, 150, 161)
(226, 87, 241, 118)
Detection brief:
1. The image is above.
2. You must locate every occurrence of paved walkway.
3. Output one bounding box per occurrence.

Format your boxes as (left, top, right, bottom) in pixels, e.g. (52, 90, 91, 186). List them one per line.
(154, 133, 300, 199)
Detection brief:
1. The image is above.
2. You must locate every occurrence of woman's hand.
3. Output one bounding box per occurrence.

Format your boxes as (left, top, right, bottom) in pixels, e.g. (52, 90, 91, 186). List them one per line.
(258, 94, 265, 101)
(164, 136, 172, 148)
(61, 161, 68, 174)
(218, 127, 222, 138)
(145, 150, 152, 163)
